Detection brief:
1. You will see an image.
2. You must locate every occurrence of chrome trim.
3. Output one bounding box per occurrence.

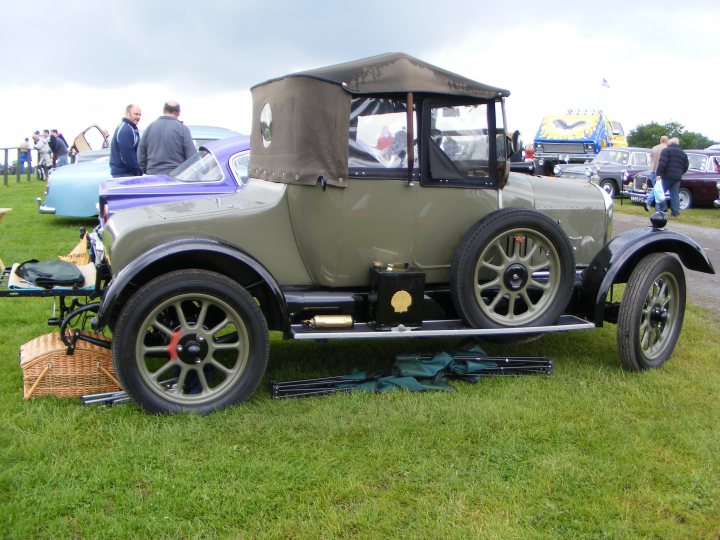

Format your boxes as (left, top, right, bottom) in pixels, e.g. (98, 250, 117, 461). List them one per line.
(291, 315, 595, 340)
(37, 202, 56, 214)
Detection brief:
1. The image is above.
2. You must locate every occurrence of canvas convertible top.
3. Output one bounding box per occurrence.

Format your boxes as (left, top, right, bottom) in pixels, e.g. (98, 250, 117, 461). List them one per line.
(249, 53, 509, 188)
(252, 52, 510, 99)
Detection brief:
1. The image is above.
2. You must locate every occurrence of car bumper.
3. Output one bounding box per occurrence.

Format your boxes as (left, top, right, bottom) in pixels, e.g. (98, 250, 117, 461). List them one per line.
(535, 152, 594, 163)
(623, 188, 648, 204)
(36, 198, 56, 214)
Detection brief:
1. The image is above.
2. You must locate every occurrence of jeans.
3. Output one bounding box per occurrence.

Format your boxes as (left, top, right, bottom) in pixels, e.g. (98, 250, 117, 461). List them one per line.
(665, 177, 681, 216)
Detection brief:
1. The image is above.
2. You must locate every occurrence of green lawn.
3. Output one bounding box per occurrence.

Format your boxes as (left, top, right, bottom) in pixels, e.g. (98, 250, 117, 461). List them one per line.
(1, 180, 719, 538)
(614, 195, 720, 228)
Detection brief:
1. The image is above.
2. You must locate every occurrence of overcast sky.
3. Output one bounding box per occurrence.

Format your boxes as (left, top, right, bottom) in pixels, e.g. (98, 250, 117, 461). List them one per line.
(1, 0, 718, 149)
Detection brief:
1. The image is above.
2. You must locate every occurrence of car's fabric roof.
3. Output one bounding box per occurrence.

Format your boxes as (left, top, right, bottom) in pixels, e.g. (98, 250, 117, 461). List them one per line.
(253, 52, 510, 99)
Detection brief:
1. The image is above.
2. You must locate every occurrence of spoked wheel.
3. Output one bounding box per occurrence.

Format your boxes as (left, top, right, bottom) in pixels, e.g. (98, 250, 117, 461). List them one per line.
(617, 253, 686, 371)
(451, 209, 575, 328)
(112, 270, 269, 414)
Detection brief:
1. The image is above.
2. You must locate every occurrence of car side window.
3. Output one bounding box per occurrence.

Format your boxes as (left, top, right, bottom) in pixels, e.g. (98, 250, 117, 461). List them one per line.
(231, 152, 250, 184)
(688, 154, 707, 171)
(349, 97, 418, 171)
(631, 152, 649, 167)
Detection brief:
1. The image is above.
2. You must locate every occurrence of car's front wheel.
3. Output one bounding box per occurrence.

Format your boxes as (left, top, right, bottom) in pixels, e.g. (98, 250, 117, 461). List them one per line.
(600, 178, 617, 198)
(112, 270, 269, 414)
(450, 209, 575, 329)
(617, 253, 686, 371)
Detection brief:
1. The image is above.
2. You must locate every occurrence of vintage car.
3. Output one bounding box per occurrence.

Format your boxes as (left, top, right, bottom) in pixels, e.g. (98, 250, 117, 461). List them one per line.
(553, 147, 651, 198)
(624, 149, 720, 209)
(37, 126, 240, 218)
(4, 53, 712, 414)
(98, 135, 250, 225)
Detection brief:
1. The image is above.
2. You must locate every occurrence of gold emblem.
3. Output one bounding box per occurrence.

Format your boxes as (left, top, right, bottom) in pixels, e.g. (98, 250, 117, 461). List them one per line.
(391, 290, 412, 313)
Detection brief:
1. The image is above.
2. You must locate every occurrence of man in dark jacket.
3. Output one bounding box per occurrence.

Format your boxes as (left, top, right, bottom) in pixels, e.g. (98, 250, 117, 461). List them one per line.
(656, 137, 689, 217)
(109, 104, 143, 177)
(138, 101, 195, 175)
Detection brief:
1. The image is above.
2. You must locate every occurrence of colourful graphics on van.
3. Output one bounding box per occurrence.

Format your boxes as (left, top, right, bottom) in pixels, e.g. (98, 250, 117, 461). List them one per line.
(536, 114, 605, 143)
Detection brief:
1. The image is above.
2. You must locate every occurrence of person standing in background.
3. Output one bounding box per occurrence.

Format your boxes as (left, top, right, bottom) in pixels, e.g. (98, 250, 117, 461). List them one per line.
(656, 137, 689, 218)
(32, 131, 52, 180)
(18, 138, 30, 172)
(51, 129, 69, 167)
(109, 104, 144, 177)
(644, 135, 668, 211)
(138, 100, 195, 175)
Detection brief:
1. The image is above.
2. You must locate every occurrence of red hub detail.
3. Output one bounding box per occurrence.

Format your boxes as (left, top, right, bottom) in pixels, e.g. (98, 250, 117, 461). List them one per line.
(165, 330, 183, 361)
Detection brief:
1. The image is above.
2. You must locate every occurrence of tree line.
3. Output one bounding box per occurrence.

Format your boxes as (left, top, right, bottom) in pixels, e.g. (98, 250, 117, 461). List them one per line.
(627, 121, 717, 149)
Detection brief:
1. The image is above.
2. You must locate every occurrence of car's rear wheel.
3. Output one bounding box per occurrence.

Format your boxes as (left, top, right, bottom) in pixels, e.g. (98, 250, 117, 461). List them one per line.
(600, 178, 617, 198)
(112, 270, 269, 414)
(450, 209, 575, 329)
(617, 253, 685, 371)
(679, 188, 692, 210)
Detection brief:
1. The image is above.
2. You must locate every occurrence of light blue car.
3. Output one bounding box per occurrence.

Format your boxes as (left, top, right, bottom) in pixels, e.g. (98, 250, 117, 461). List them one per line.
(37, 125, 240, 217)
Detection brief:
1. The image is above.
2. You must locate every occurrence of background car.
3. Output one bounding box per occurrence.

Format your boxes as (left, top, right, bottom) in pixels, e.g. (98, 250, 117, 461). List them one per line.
(98, 135, 250, 225)
(38, 126, 240, 217)
(625, 149, 720, 209)
(554, 147, 650, 197)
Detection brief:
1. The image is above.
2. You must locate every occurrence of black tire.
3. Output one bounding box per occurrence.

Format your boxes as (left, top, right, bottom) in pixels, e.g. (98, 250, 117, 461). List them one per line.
(679, 188, 692, 210)
(450, 209, 575, 328)
(112, 270, 269, 414)
(617, 253, 686, 371)
(600, 178, 617, 198)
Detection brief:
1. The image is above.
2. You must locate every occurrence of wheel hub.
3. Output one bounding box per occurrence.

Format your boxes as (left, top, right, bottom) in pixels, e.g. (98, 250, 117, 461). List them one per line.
(649, 304, 668, 328)
(503, 263, 529, 291)
(176, 334, 209, 365)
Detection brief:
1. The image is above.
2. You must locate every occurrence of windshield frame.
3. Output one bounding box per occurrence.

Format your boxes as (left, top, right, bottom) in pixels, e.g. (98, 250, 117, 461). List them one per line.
(169, 149, 225, 183)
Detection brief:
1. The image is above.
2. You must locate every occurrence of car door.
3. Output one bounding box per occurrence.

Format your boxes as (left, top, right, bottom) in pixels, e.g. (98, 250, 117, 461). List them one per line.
(288, 97, 419, 288)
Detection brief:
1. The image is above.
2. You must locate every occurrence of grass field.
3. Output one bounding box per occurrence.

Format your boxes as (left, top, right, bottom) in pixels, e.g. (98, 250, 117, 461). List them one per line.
(613, 194, 720, 228)
(1, 180, 719, 538)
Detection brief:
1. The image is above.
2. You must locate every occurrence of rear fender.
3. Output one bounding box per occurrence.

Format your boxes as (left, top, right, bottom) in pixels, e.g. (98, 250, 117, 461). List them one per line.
(92, 237, 288, 333)
(581, 227, 714, 325)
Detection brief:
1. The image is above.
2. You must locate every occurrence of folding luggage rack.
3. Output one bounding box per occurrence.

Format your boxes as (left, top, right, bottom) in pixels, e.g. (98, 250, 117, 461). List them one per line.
(0, 262, 100, 298)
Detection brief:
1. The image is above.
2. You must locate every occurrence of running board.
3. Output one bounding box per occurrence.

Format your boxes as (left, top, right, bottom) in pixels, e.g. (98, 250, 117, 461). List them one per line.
(291, 315, 595, 341)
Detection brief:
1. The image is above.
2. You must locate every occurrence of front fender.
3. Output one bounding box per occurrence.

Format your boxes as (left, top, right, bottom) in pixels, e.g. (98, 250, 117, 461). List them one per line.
(581, 226, 714, 325)
(92, 237, 288, 332)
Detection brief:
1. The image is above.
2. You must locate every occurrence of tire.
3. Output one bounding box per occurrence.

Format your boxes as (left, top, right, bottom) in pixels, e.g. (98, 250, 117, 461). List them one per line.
(600, 178, 617, 198)
(679, 188, 691, 210)
(112, 270, 269, 414)
(450, 209, 575, 328)
(617, 253, 686, 371)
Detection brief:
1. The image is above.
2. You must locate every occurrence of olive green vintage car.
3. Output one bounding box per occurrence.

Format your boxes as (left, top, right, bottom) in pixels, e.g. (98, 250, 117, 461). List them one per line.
(77, 53, 712, 414)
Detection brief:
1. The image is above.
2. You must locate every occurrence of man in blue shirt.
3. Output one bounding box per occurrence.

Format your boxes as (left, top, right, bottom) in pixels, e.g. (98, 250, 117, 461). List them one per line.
(109, 104, 143, 177)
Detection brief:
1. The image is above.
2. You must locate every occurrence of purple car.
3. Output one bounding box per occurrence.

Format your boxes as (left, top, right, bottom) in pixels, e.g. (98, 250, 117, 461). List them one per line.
(98, 135, 250, 225)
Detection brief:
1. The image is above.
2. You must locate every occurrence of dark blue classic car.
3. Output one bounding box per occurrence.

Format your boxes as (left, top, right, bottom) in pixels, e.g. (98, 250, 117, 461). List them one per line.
(554, 147, 650, 198)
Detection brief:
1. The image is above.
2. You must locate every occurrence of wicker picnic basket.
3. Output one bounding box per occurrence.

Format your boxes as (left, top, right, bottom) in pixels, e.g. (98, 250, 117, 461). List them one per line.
(19, 332, 120, 399)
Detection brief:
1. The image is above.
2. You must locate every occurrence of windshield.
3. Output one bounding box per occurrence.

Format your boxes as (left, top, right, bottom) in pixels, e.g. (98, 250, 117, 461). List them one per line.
(593, 149, 629, 165)
(170, 150, 223, 182)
